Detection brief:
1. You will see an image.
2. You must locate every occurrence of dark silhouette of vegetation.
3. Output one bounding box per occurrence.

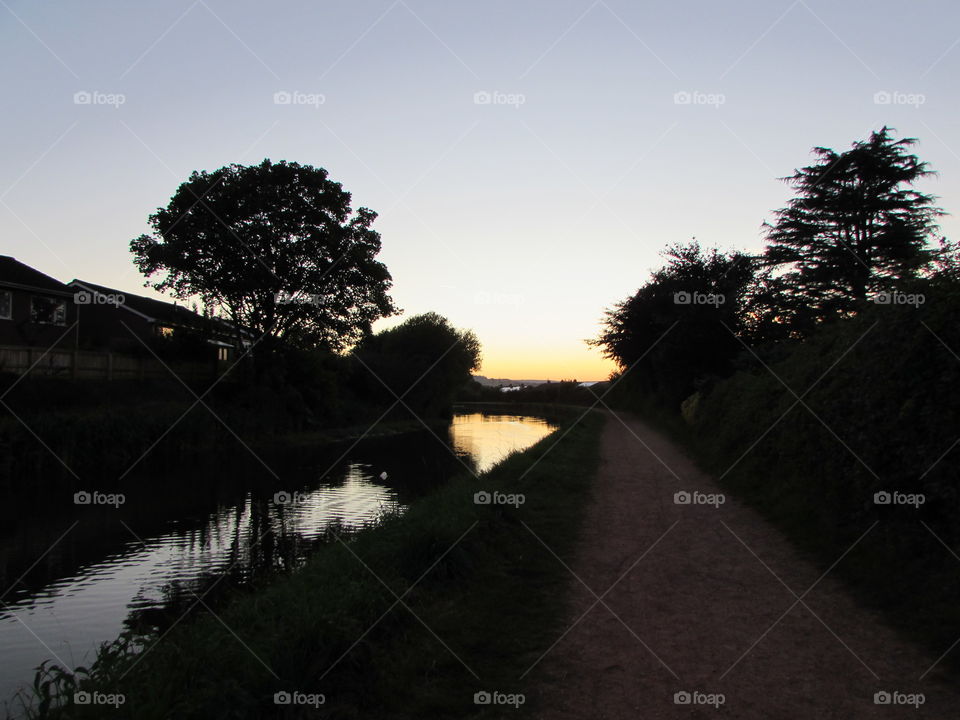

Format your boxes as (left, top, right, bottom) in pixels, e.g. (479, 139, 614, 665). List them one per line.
(130, 159, 396, 353)
(592, 242, 754, 405)
(351, 312, 481, 419)
(458, 379, 605, 406)
(759, 127, 944, 337)
(595, 127, 960, 674)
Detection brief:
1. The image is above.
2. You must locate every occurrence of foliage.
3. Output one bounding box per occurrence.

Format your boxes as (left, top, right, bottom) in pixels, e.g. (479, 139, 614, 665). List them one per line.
(130, 159, 396, 352)
(351, 313, 482, 419)
(761, 127, 944, 334)
(592, 242, 755, 406)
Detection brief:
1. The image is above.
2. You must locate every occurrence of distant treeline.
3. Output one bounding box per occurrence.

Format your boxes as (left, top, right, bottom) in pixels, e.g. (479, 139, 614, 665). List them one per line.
(593, 127, 960, 670)
(457, 379, 606, 406)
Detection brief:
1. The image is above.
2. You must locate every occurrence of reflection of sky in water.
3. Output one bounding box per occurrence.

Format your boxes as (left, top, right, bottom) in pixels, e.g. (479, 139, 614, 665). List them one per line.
(0, 413, 556, 710)
(450, 413, 556, 473)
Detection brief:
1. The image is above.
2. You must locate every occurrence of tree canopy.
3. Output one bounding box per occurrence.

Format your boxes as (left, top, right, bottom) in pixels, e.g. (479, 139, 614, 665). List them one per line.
(130, 159, 396, 352)
(761, 127, 943, 332)
(352, 312, 481, 418)
(592, 243, 754, 404)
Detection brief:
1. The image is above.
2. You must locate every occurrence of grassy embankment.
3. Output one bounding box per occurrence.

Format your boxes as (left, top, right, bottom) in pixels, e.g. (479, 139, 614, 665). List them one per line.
(16, 409, 605, 720)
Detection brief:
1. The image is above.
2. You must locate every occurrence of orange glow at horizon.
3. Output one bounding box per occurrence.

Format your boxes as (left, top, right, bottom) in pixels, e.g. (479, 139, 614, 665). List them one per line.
(478, 346, 617, 382)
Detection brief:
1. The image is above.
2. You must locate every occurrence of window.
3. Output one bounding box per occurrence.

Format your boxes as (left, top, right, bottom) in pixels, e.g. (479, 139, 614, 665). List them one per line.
(217, 347, 229, 361)
(156, 325, 174, 337)
(30, 296, 67, 325)
(0, 290, 10, 320)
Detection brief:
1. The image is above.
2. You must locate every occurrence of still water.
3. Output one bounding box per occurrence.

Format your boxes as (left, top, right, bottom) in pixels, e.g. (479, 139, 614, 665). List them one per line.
(0, 410, 556, 710)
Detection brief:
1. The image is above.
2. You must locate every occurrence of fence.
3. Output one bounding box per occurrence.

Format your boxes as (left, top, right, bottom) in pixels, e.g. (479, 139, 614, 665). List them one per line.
(0, 345, 229, 381)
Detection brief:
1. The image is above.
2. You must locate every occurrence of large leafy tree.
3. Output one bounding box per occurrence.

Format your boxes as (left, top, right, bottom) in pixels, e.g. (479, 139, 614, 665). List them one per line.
(762, 127, 943, 331)
(593, 243, 755, 404)
(130, 159, 396, 352)
(352, 313, 481, 418)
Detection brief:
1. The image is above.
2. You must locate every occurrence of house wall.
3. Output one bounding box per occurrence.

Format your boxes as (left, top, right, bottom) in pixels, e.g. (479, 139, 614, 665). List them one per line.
(75, 302, 155, 353)
(0, 287, 78, 348)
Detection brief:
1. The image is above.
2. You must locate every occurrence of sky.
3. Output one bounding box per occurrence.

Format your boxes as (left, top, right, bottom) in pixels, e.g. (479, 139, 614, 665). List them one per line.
(2, 0, 959, 381)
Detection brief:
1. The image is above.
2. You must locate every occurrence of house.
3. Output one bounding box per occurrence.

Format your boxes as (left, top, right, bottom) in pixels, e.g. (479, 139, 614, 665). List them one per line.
(68, 279, 247, 362)
(0, 255, 79, 349)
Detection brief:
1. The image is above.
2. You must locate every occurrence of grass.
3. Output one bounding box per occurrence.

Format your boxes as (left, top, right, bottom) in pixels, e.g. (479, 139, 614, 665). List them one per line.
(11, 410, 605, 719)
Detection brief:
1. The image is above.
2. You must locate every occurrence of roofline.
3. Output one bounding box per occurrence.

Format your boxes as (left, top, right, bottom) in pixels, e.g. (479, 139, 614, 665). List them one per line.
(69, 280, 157, 322)
(0, 279, 74, 297)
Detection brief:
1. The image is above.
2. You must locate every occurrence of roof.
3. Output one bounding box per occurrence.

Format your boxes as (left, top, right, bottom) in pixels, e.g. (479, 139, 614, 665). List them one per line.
(70, 279, 207, 327)
(70, 279, 253, 338)
(0, 256, 74, 295)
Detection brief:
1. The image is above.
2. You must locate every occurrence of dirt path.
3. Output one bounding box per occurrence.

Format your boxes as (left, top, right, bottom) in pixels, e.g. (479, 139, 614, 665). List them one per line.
(528, 411, 958, 718)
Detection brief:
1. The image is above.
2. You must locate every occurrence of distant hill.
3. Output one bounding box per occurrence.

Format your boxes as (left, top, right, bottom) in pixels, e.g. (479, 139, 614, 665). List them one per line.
(471, 375, 603, 388)
(471, 375, 550, 388)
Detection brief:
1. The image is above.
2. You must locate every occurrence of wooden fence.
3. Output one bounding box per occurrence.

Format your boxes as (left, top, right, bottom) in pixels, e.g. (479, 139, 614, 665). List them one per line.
(0, 345, 229, 381)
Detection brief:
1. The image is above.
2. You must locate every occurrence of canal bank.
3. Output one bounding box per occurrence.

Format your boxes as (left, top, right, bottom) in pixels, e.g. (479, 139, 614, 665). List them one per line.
(5, 408, 604, 719)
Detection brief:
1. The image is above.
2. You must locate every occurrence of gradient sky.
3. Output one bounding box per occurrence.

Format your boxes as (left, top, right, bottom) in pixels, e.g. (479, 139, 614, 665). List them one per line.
(2, 0, 959, 380)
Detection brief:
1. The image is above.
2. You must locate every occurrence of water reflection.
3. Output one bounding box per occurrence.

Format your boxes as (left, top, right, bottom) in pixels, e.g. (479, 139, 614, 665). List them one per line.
(451, 413, 556, 473)
(0, 411, 556, 708)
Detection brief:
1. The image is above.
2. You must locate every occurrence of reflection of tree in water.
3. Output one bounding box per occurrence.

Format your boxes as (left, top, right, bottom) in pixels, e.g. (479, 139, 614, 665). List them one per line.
(117, 418, 538, 639)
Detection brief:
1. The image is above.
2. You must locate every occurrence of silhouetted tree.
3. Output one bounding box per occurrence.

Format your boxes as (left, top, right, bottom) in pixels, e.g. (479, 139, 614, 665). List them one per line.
(352, 313, 482, 418)
(130, 159, 396, 352)
(761, 127, 943, 333)
(593, 243, 755, 405)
